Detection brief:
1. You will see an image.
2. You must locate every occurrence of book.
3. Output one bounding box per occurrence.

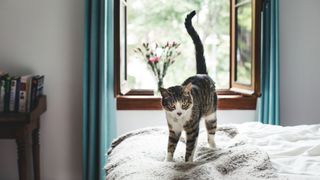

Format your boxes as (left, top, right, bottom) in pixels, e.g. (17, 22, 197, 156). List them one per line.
(30, 75, 44, 110)
(15, 77, 21, 112)
(4, 76, 12, 112)
(36, 76, 44, 97)
(0, 80, 3, 112)
(26, 76, 33, 112)
(19, 75, 33, 112)
(9, 77, 20, 112)
(0, 74, 8, 112)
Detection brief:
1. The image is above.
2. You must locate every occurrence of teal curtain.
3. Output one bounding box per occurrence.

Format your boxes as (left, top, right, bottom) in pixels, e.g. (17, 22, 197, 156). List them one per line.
(258, 0, 280, 125)
(83, 0, 116, 179)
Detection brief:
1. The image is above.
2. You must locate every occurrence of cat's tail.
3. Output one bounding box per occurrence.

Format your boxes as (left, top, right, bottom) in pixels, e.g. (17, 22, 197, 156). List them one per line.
(184, 10, 207, 75)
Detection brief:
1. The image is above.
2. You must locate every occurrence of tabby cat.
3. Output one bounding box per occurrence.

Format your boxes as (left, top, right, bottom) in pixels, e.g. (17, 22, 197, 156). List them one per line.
(160, 11, 218, 162)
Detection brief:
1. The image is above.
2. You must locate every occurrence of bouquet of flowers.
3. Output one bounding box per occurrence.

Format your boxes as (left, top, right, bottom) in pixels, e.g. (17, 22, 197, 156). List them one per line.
(134, 42, 181, 94)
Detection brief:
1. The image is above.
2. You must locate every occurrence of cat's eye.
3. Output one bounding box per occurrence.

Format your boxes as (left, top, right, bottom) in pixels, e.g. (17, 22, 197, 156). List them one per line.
(182, 101, 189, 109)
(168, 104, 176, 109)
(183, 94, 190, 99)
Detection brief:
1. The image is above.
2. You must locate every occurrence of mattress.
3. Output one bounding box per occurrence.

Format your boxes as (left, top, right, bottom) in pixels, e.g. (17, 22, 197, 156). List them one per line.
(105, 122, 320, 180)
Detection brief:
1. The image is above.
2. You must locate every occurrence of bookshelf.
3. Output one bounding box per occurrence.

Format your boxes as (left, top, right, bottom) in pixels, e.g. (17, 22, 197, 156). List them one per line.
(0, 95, 47, 180)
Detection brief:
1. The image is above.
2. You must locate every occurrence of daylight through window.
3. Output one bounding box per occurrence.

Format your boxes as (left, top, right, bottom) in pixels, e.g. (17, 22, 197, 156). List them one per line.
(126, 0, 230, 90)
(115, 0, 262, 110)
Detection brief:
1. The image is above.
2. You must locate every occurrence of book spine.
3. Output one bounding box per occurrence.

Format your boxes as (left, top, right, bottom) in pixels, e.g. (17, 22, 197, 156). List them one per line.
(36, 76, 45, 102)
(4, 77, 11, 112)
(9, 78, 17, 112)
(19, 78, 28, 112)
(30, 76, 38, 111)
(37, 76, 44, 97)
(26, 76, 33, 112)
(14, 78, 20, 112)
(0, 79, 5, 112)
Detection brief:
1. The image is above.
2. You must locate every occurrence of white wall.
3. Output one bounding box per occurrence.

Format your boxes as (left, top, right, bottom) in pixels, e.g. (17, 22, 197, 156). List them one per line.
(117, 110, 256, 135)
(0, 0, 83, 179)
(280, 0, 320, 126)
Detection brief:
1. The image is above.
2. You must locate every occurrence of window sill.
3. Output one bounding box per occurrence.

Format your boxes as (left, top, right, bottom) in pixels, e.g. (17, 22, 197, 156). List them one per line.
(116, 94, 257, 110)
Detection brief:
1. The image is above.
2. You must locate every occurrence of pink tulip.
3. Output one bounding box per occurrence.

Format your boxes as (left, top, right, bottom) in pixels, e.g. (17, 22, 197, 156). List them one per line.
(149, 56, 160, 63)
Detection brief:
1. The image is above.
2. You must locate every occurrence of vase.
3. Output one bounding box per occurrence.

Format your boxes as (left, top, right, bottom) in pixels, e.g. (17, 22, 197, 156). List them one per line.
(154, 78, 163, 97)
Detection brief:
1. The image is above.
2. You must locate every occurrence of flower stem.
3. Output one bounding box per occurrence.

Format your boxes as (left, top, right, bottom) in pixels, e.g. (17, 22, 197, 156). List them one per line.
(158, 78, 163, 91)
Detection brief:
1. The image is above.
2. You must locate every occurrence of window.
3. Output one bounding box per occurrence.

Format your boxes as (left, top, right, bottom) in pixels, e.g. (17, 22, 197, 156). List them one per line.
(230, 0, 261, 95)
(115, 0, 261, 110)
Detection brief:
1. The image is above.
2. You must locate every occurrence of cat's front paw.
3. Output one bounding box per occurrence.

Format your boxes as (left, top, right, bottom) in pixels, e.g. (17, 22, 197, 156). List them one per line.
(209, 141, 216, 148)
(186, 158, 194, 162)
(165, 157, 174, 162)
(208, 135, 217, 148)
(165, 153, 174, 162)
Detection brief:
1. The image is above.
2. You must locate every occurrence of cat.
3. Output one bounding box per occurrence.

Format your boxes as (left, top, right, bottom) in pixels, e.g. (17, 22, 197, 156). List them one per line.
(160, 10, 218, 162)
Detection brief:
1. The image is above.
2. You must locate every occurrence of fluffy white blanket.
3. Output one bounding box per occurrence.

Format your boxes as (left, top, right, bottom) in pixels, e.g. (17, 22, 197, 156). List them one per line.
(105, 126, 286, 180)
(236, 122, 320, 178)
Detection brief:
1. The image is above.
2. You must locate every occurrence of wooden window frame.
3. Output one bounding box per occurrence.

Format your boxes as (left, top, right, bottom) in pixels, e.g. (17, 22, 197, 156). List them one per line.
(114, 0, 261, 110)
(230, 0, 261, 96)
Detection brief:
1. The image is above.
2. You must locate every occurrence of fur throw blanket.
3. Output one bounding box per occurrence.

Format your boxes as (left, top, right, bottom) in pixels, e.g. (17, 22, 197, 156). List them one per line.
(105, 126, 286, 180)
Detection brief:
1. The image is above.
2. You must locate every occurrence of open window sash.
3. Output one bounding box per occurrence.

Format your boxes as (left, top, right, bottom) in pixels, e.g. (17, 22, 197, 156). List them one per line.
(230, 0, 261, 96)
(115, 0, 155, 96)
(115, 0, 131, 95)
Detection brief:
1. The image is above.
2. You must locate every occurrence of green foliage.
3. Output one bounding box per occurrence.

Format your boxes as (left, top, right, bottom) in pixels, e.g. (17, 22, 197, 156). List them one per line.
(235, 3, 252, 85)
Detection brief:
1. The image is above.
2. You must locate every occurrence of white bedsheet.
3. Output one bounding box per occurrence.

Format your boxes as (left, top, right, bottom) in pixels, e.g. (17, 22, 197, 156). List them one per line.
(235, 122, 320, 180)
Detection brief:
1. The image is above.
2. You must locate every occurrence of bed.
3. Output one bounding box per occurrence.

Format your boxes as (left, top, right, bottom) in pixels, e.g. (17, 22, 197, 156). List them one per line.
(105, 122, 320, 180)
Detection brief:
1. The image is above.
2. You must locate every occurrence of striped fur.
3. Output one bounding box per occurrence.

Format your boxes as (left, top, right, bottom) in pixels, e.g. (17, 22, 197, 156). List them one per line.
(160, 11, 218, 162)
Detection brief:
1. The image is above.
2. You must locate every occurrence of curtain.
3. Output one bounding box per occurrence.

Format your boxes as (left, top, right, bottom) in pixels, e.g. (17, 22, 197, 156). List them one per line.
(83, 0, 116, 179)
(258, 0, 280, 125)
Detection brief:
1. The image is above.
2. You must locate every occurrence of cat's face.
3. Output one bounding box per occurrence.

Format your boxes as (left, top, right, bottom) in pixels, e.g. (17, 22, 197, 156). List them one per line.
(160, 83, 193, 119)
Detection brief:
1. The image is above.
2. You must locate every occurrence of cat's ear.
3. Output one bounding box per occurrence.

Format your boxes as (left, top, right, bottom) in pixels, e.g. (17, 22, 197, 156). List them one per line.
(183, 83, 193, 94)
(159, 87, 170, 98)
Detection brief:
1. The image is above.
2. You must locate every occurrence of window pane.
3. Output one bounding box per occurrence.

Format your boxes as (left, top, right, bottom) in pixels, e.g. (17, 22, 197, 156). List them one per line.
(235, 1, 252, 85)
(127, 0, 230, 90)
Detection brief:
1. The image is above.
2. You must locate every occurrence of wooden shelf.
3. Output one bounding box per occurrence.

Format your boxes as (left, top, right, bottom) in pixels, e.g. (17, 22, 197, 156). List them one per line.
(0, 95, 47, 123)
(0, 95, 47, 180)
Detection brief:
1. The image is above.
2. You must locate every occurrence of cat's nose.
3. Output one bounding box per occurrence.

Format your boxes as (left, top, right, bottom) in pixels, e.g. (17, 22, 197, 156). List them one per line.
(177, 112, 182, 116)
